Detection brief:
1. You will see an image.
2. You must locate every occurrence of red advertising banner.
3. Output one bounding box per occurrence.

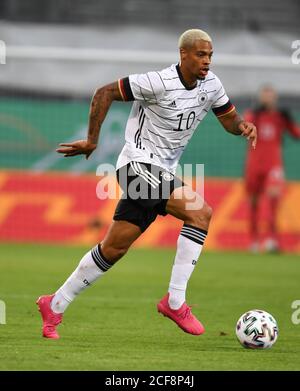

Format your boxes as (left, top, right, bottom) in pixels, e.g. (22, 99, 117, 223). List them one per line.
(0, 170, 299, 252)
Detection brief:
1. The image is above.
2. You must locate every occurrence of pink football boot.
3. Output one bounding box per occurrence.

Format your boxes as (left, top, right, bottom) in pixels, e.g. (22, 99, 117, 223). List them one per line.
(36, 294, 63, 339)
(157, 293, 205, 335)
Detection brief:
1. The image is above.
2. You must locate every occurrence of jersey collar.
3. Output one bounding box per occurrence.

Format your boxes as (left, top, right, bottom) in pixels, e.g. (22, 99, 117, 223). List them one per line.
(176, 64, 198, 91)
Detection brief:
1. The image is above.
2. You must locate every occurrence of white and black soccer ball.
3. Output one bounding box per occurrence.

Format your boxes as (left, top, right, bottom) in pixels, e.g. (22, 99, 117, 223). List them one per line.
(236, 309, 278, 349)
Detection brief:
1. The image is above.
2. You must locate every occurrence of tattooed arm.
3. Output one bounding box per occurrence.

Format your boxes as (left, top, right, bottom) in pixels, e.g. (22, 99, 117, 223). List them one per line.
(56, 82, 123, 159)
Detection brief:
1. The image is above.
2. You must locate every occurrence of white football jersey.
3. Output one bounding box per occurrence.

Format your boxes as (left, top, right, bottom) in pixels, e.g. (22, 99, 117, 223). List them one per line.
(116, 63, 235, 174)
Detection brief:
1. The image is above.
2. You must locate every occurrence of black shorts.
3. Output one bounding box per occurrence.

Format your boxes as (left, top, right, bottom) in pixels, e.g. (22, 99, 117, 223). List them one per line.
(113, 161, 184, 232)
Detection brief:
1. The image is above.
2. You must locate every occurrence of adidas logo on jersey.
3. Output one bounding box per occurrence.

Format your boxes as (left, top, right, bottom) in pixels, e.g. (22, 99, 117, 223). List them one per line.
(169, 100, 177, 108)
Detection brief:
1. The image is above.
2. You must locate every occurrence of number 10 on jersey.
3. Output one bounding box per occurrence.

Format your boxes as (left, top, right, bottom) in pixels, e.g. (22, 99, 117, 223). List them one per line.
(174, 111, 196, 131)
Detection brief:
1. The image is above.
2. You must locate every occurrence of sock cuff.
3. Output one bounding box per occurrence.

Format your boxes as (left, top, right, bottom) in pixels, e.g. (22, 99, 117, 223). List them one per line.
(180, 224, 207, 245)
(91, 245, 113, 272)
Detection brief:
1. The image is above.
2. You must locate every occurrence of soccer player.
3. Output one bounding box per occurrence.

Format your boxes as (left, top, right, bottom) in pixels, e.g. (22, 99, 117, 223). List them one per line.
(244, 85, 300, 253)
(37, 29, 257, 339)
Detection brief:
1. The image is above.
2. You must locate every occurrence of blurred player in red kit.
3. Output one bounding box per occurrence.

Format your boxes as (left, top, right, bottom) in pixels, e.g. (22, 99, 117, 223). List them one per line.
(244, 85, 300, 253)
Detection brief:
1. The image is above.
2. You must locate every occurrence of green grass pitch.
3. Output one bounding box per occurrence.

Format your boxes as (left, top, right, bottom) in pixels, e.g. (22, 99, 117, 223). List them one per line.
(1, 242, 300, 370)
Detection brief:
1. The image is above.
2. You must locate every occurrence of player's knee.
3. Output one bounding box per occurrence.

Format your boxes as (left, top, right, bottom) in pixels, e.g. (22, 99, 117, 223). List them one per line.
(268, 187, 281, 198)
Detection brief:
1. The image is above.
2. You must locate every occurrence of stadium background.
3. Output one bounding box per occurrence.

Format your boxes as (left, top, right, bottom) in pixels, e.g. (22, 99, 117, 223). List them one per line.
(1, 0, 300, 373)
(1, 0, 299, 252)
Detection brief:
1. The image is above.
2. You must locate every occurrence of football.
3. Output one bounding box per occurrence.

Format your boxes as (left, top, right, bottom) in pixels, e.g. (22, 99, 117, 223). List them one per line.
(236, 309, 278, 349)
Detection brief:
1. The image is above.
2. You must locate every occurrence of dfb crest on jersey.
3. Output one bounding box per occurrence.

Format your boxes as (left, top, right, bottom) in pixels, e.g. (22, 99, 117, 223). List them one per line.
(161, 171, 174, 182)
(198, 91, 208, 106)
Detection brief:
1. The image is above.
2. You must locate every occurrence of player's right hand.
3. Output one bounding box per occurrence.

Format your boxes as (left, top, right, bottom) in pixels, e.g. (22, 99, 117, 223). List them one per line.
(56, 140, 97, 159)
(239, 121, 257, 149)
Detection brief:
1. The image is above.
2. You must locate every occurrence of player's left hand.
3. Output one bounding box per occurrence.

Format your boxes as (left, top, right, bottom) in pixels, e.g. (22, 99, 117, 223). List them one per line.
(56, 140, 97, 159)
(239, 121, 257, 149)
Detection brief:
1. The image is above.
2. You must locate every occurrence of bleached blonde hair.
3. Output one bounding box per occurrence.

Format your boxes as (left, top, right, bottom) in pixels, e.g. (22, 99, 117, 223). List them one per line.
(178, 29, 212, 49)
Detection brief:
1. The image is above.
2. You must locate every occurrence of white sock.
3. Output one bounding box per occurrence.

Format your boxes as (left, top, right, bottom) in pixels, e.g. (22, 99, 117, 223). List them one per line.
(168, 224, 207, 310)
(51, 245, 113, 314)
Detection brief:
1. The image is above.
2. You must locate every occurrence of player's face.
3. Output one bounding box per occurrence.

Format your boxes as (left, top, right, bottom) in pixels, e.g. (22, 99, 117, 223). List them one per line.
(259, 87, 278, 109)
(181, 40, 213, 80)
